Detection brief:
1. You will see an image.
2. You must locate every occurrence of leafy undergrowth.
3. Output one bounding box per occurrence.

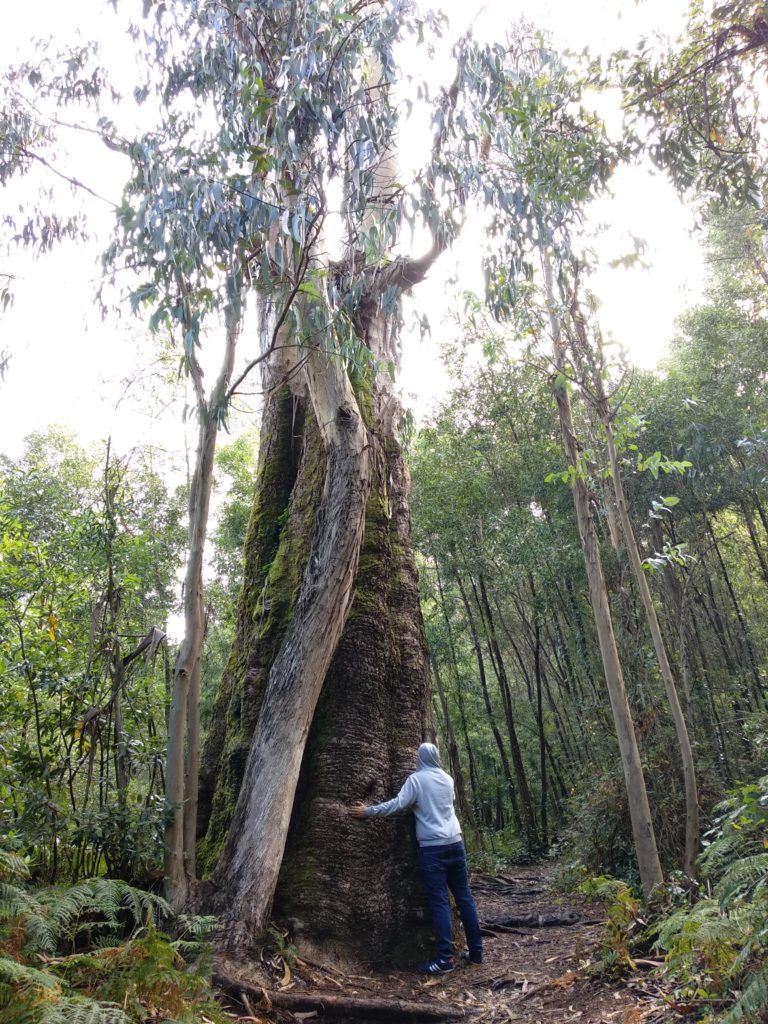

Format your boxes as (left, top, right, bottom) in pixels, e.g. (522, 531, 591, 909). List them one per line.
(653, 775, 768, 1023)
(557, 774, 768, 1023)
(0, 850, 228, 1024)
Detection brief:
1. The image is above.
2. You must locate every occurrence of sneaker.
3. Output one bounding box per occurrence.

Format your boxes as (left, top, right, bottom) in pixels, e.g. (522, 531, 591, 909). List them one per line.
(460, 950, 483, 965)
(418, 957, 456, 975)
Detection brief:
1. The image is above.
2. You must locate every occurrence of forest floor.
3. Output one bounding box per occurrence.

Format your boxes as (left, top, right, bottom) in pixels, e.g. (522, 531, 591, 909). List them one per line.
(218, 864, 678, 1024)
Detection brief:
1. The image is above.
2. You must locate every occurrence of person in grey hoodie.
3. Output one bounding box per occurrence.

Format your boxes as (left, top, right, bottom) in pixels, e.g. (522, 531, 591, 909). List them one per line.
(349, 742, 483, 975)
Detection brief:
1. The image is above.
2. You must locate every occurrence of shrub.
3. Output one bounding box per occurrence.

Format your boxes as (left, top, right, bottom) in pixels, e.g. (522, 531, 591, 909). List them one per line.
(0, 851, 226, 1024)
(654, 775, 768, 1023)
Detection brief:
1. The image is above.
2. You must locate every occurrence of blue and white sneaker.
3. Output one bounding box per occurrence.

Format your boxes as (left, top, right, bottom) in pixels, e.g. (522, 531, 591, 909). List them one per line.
(418, 957, 456, 975)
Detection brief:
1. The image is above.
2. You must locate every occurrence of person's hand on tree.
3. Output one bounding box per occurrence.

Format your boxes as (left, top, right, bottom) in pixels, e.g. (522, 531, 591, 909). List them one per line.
(349, 802, 368, 818)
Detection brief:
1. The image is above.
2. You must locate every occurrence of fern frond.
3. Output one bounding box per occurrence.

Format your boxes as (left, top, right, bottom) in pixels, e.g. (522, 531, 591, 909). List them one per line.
(0, 882, 58, 955)
(0, 881, 44, 921)
(46, 996, 130, 1024)
(0, 876, 174, 962)
(722, 960, 768, 1023)
(0, 954, 61, 993)
(0, 954, 131, 1023)
(717, 854, 768, 907)
(694, 908, 752, 947)
(0, 850, 30, 882)
(175, 913, 218, 938)
(655, 899, 742, 952)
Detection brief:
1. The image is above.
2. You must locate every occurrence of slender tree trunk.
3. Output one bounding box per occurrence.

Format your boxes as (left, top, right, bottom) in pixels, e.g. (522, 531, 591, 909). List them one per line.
(499, 593, 581, 763)
(474, 575, 539, 846)
(688, 602, 734, 781)
(182, 657, 201, 883)
(706, 517, 764, 703)
(165, 314, 239, 911)
(742, 500, 768, 587)
(456, 573, 523, 833)
(542, 248, 663, 899)
(533, 620, 548, 848)
(599, 400, 699, 878)
(433, 659, 477, 835)
(545, 739, 568, 804)
(754, 494, 768, 541)
(561, 577, 601, 703)
(433, 556, 483, 824)
(112, 654, 128, 813)
(695, 570, 740, 676)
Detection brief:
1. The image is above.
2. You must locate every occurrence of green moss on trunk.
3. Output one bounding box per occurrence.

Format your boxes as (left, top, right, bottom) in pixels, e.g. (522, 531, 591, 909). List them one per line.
(197, 393, 324, 874)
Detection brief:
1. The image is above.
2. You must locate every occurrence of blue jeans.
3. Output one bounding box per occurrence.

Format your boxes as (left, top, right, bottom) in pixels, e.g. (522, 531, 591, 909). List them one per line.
(418, 841, 483, 962)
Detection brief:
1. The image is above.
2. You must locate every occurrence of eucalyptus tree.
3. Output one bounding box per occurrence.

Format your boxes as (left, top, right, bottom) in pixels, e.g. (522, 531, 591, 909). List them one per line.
(613, 0, 768, 205)
(109, 0, 490, 952)
(562, 301, 700, 879)
(106, 77, 250, 907)
(0, 41, 110, 311)
(439, 30, 669, 895)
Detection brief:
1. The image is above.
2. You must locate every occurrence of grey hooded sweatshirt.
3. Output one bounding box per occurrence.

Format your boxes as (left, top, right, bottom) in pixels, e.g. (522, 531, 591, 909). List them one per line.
(364, 743, 462, 847)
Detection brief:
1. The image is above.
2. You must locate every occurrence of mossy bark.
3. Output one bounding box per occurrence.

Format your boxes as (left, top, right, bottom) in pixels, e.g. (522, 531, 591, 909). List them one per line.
(197, 388, 317, 875)
(197, 382, 435, 959)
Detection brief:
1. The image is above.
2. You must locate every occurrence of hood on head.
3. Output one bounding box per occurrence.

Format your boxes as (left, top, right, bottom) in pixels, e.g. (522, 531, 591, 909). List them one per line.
(417, 742, 441, 769)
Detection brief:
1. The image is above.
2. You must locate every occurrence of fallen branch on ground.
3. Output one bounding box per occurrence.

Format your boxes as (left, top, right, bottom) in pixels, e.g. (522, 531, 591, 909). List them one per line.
(482, 911, 580, 929)
(214, 972, 466, 1020)
(480, 924, 526, 936)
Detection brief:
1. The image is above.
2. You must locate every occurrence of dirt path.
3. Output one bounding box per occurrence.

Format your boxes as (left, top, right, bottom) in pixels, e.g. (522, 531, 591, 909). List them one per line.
(221, 864, 671, 1024)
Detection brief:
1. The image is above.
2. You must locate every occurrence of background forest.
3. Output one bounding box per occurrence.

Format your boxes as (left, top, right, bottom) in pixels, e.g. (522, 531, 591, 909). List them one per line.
(2, 1, 768, 1022)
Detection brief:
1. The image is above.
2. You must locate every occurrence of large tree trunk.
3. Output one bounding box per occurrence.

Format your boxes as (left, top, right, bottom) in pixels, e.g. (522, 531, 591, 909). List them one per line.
(197, 288, 438, 957)
(203, 344, 374, 951)
(191, 8, 448, 948)
(273, 430, 434, 960)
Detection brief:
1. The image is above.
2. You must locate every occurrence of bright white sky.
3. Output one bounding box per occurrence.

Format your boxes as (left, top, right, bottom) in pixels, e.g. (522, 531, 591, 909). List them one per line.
(0, 0, 703, 461)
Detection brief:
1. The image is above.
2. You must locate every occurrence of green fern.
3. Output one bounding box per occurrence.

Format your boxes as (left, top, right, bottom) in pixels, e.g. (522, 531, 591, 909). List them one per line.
(721, 960, 768, 1024)
(717, 853, 768, 907)
(0, 869, 224, 1023)
(0, 876, 171, 956)
(654, 775, 768, 1021)
(0, 954, 130, 1024)
(0, 953, 62, 995)
(0, 850, 29, 882)
(41, 1004, 129, 1024)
